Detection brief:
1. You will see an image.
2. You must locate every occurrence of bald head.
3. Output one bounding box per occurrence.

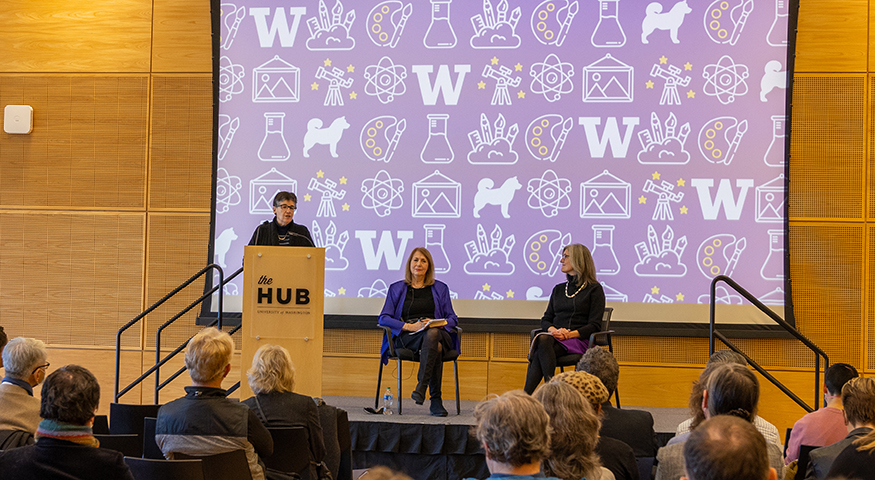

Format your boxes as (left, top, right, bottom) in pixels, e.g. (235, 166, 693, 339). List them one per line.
(683, 415, 775, 480)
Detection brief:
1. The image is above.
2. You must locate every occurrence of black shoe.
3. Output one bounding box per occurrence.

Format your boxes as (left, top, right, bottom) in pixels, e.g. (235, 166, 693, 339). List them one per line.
(411, 386, 426, 405)
(430, 399, 448, 417)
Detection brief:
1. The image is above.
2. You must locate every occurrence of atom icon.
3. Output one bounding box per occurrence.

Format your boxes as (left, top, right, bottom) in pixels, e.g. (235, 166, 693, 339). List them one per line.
(702, 55, 749, 105)
(529, 53, 574, 102)
(361, 169, 404, 217)
(219, 56, 245, 103)
(216, 168, 241, 214)
(364, 56, 407, 104)
(527, 169, 572, 217)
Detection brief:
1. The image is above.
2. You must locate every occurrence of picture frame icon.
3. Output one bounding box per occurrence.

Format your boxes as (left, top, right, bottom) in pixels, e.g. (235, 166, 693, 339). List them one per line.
(412, 170, 462, 218)
(580, 170, 631, 219)
(249, 167, 297, 214)
(253, 55, 301, 103)
(582, 54, 633, 103)
(755, 174, 785, 223)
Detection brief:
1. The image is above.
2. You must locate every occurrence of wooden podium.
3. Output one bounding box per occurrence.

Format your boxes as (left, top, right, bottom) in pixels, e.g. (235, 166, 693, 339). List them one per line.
(241, 246, 325, 399)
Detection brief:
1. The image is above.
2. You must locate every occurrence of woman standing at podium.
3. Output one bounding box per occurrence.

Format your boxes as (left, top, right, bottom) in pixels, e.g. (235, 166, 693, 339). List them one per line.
(248, 191, 314, 247)
(524, 243, 605, 395)
(378, 247, 459, 417)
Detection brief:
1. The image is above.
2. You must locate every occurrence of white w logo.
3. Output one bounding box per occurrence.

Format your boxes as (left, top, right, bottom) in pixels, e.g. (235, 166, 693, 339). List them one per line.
(412, 65, 471, 105)
(355, 231, 414, 270)
(249, 7, 307, 48)
(578, 117, 640, 158)
(691, 178, 754, 220)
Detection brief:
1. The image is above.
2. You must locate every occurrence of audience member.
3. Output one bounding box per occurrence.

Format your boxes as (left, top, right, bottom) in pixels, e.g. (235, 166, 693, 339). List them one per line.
(682, 415, 777, 480)
(360, 466, 415, 480)
(577, 346, 657, 457)
(0, 325, 7, 368)
(0, 337, 49, 438)
(243, 344, 326, 480)
(553, 371, 639, 480)
(156, 327, 273, 480)
(533, 380, 614, 480)
(0, 365, 135, 479)
(466, 390, 560, 480)
(826, 424, 875, 480)
(655, 363, 784, 480)
(674, 350, 781, 446)
(806, 376, 875, 480)
(786, 363, 858, 464)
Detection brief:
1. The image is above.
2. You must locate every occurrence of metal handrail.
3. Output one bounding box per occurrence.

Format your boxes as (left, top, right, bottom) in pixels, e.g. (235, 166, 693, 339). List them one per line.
(709, 275, 829, 412)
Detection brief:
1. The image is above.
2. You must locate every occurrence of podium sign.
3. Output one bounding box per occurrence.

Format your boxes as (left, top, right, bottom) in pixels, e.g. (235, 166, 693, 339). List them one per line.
(242, 246, 325, 398)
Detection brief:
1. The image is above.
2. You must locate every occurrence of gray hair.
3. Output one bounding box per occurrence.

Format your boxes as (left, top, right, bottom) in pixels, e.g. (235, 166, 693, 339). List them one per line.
(576, 346, 619, 396)
(2, 337, 47, 378)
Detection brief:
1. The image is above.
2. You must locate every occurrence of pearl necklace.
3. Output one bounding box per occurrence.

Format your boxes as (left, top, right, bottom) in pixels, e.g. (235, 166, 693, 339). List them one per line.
(565, 281, 587, 298)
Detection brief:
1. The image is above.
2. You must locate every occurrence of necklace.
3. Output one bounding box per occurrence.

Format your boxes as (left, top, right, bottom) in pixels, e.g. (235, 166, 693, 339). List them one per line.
(277, 233, 289, 241)
(565, 281, 587, 298)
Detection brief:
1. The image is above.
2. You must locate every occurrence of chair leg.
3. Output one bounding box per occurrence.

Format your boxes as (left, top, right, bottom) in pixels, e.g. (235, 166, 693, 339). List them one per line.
(396, 358, 403, 415)
(453, 360, 460, 415)
(614, 386, 621, 409)
(375, 361, 384, 410)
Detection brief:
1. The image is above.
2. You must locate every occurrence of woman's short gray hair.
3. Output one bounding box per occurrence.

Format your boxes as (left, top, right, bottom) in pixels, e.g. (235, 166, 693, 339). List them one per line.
(472, 390, 551, 467)
(185, 328, 234, 383)
(247, 344, 296, 394)
(2, 337, 47, 378)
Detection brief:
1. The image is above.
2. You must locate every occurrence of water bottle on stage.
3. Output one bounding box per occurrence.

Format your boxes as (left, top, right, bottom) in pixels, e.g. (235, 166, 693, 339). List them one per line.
(383, 387, 393, 415)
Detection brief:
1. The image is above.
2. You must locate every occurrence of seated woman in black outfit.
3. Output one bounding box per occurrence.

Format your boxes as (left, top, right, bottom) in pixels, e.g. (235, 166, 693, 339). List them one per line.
(524, 243, 605, 395)
(249, 191, 314, 247)
(378, 248, 459, 417)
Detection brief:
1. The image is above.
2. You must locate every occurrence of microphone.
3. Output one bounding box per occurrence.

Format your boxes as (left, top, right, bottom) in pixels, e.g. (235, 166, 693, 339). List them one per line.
(288, 231, 315, 247)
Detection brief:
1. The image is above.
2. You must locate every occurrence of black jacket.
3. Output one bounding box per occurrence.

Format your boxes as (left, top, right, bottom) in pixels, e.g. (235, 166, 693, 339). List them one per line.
(601, 402, 658, 457)
(0, 437, 134, 480)
(249, 219, 313, 247)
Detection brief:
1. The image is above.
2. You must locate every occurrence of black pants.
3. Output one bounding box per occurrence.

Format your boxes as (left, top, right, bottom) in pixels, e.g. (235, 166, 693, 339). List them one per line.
(524, 334, 567, 394)
(396, 328, 451, 398)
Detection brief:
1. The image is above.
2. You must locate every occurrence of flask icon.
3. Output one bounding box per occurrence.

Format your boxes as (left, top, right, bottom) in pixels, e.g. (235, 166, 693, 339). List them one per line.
(760, 229, 785, 280)
(424, 224, 451, 273)
(592, 225, 620, 275)
(767, 0, 788, 47)
(421, 114, 454, 164)
(258, 112, 290, 162)
(763, 115, 786, 167)
(592, 0, 626, 47)
(424, 0, 457, 48)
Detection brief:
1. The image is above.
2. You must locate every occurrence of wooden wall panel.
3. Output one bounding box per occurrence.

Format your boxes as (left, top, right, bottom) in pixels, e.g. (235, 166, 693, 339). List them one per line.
(0, 76, 149, 209)
(151, 0, 213, 73)
(48, 347, 146, 416)
(149, 76, 213, 211)
(795, 0, 867, 73)
(0, 0, 151, 72)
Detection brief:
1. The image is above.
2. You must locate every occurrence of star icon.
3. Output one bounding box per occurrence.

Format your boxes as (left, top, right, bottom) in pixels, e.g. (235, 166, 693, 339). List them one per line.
(491, 56, 499, 65)
(652, 171, 661, 180)
(346, 64, 355, 73)
(316, 170, 325, 178)
(338, 287, 346, 295)
(506, 290, 515, 299)
(514, 63, 523, 71)
(638, 195, 647, 204)
(342, 203, 350, 211)
(482, 283, 491, 291)
(646, 80, 654, 89)
(303, 194, 312, 202)
(680, 206, 688, 214)
(651, 286, 660, 295)
(684, 62, 692, 71)
(349, 92, 357, 99)
(478, 81, 486, 89)
(517, 90, 525, 99)
(339, 176, 347, 185)
(687, 90, 695, 98)
(676, 292, 685, 301)
(677, 178, 686, 187)
(311, 82, 319, 90)
(659, 55, 667, 64)
(323, 58, 332, 67)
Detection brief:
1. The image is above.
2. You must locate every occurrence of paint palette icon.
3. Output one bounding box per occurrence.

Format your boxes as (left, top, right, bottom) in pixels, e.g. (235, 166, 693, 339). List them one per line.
(525, 114, 573, 162)
(698, 116, 747, 166)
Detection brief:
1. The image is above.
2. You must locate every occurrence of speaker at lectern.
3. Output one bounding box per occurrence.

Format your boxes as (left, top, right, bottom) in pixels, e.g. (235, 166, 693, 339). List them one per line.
(242, 246, 325, 399)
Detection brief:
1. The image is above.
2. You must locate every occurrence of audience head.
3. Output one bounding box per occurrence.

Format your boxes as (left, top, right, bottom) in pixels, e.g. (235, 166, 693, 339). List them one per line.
(706, 350, 747, 367)
(247, 344, 296, 394)
(824, 363, 858, 396)
(0, 326, 7, 368)
(532, 381, 601, 480)
(40, 365, 100, 426)
(358, 466, 414, 480)
(562, 244, 597, 286)
(576, 346, 619, 397)
(2, 337, 49, 386)
(689, 351, 749, 429)
(682, 415, 775, 480)
(703, 363, 759, 422)
(552, 371, 609, 413)
(842, 376, 875, 428)
(404, 247, 435, 286)
(473, 390, 551, 469)
(185, 327, 233, 385)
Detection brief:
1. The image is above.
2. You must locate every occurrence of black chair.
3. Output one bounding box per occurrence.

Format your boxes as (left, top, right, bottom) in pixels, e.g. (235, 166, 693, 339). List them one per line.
(93, 415, 110, 435)
(142, 417, 163, 460)
(124, 456, 204, 480)
(263, 427, 311, 478)
(110, 403, 162, 436)
(375, 325, 461, 415)
(176, 450, 253, 480)
(336, 409, 352, 480)
(636, 456, 655, 480)
(784, 427, 792, 458)
(795, 444, 818, 480)
(530, 307, 618, 406)
(95, 433, 142, 457)
(0, 430, 34, 450)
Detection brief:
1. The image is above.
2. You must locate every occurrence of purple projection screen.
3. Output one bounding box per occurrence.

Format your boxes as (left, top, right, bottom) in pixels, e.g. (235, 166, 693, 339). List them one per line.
(211, 0, 792, 325)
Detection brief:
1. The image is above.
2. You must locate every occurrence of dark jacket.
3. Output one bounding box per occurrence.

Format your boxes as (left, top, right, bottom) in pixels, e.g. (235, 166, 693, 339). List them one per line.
(243, 391, 326, 465)
(378, 280, 459, 365)
(597, 436, 640, 480)
(249, 219, 313, 247)
(0, 437, 134, 480)
(601, 402, 658, 457)
(806, 427, 872, 480)
(827, 439, 875, 480)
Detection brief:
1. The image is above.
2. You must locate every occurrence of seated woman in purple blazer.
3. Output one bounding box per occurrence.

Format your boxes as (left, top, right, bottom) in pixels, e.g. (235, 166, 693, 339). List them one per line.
(378, 247, 459, 417)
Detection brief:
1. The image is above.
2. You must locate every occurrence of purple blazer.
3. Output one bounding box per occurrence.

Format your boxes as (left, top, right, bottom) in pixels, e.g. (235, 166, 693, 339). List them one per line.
(378, 280, 460, 364)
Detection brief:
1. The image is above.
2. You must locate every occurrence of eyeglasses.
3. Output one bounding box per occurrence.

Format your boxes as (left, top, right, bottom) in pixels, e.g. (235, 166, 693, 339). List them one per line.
(32, 363, 50, 374)
(561, 254, 570, 260)
(277, 204, 297, 211)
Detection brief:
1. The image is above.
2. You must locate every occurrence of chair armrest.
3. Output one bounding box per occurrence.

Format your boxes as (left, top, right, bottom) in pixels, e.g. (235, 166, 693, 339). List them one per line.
(530, 328, 545, 341)
(378, 325, 398, 358)
(589, 330, 615, 346)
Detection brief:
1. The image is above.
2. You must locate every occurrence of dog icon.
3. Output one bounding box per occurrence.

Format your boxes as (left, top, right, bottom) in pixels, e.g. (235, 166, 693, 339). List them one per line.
(641, 0, 691, 44)
(759, 60, 786, 102)
(303, 116, 350, 158)
(214, 227, 238, 268)
(473, 176, 522, 218)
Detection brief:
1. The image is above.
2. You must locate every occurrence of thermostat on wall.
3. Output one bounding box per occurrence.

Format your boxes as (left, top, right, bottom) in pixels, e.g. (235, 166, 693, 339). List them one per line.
(4, 105, 33, 134)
